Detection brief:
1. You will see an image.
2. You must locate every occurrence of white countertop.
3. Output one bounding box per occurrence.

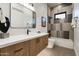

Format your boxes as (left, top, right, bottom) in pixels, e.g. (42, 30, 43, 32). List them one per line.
(0, 33, 48, 48)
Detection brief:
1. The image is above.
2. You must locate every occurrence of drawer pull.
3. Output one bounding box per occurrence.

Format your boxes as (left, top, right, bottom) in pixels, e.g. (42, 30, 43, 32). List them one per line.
(14, 48, 23, 53)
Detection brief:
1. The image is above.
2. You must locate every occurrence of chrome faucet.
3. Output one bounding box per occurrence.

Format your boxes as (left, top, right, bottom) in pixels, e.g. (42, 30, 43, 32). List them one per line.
(26, 23, 31, 35)
(27, 29, 31, 35)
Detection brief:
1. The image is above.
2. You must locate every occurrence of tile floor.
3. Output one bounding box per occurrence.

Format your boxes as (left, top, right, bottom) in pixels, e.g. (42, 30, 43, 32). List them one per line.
(37, 46, 76, 56)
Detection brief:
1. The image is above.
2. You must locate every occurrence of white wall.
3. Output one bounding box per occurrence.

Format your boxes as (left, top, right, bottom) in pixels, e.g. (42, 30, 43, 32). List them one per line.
(0, 3, 47, 36)
(73, 3, 79, 56)
(0, 3, 10, 19)
(33, 3, 47, 33)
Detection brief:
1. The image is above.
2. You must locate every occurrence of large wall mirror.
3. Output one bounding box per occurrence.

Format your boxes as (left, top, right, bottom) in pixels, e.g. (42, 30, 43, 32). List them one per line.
(11, 3, 36, 28)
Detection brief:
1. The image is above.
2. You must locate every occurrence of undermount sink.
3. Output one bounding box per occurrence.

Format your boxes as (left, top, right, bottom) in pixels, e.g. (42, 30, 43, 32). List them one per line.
(27, 33, 39, 35)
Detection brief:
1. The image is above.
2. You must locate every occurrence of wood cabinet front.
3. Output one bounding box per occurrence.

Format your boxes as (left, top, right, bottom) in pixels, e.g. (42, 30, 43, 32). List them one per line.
(0, 41, 29, 56)
(29, 39, 37, 56)
(29, 36, 48, 56)
(0, 35, 48, 56)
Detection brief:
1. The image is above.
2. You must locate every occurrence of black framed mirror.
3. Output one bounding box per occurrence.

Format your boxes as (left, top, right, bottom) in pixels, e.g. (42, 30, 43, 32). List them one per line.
(41, 16, 46, 27)
(32, 12, 36, 28)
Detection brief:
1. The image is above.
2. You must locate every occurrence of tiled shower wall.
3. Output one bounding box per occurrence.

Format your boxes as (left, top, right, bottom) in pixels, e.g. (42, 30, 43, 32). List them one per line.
(47, 4, 74, 39)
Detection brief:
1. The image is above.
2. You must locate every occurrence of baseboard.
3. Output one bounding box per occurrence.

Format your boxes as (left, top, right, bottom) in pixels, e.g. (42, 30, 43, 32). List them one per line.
(74, 47, 79, 56)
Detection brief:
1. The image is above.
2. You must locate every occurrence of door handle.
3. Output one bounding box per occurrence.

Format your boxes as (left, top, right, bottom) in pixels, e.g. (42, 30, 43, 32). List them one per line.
(14, 48, 23, 53)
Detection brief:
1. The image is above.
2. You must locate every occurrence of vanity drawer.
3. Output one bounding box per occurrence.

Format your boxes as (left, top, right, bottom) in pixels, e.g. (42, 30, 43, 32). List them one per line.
(0, 34, 48, 56)
(14, 41, 29, 56)
(0, 41, 29, 56)
(0, 45, 15, 56)
(29, 39, 37, 56)
(29, 36, 48, 56)
(41, 35, 48, 49)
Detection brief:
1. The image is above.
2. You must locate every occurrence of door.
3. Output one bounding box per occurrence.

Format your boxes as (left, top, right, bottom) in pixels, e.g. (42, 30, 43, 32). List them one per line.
(73, 3, 79, 55)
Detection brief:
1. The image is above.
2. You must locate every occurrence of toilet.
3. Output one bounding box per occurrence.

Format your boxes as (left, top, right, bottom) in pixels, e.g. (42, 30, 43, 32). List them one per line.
(47, 38, 56, 48)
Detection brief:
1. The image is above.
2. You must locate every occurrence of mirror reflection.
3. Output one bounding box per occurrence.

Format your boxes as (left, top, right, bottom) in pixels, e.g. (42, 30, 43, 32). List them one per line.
(11, 3, 36, 28)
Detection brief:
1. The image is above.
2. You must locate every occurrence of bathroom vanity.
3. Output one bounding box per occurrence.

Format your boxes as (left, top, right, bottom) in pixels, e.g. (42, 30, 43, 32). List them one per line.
(0, 33, 48, 56)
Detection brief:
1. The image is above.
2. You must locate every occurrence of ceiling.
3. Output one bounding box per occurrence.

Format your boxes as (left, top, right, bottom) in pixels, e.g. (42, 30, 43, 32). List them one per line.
(47, 3, 72, 8)
(47, 3, 60, 7)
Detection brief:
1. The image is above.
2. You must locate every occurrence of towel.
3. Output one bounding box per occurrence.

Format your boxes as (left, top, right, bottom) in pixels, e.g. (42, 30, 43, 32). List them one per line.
(0, 8, 6, 23)
(71, 18, 76, 28)
(1, 15, 6, 23)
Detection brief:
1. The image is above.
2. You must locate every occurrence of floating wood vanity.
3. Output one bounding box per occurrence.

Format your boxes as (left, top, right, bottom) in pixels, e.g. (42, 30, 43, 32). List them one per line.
(0, 33, 48, 56)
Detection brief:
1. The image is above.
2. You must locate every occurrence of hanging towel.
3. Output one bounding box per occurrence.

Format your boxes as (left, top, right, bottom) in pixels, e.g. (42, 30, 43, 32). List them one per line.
(71, 18, 76, 28)
(0, 9, 6, 23)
